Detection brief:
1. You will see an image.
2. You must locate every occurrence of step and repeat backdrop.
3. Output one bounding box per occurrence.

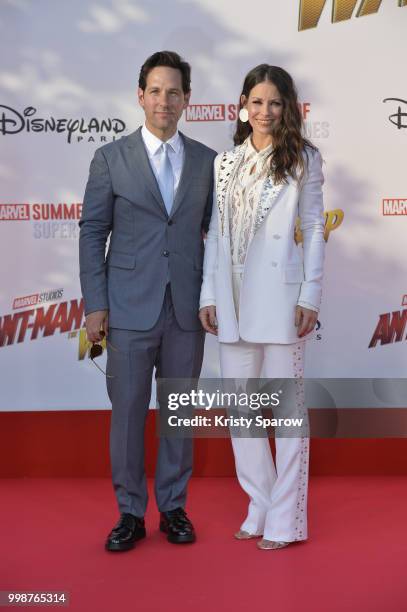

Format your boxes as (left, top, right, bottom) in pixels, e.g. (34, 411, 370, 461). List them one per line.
(0, 0, 406, 410)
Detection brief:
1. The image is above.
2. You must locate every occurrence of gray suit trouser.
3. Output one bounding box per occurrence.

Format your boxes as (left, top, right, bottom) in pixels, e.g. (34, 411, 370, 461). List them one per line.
(106, 284, 204, 517)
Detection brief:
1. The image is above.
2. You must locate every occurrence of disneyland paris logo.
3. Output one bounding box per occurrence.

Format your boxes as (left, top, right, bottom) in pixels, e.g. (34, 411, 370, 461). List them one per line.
(382, 98, 407, 130)
(0, 105, 126, 144)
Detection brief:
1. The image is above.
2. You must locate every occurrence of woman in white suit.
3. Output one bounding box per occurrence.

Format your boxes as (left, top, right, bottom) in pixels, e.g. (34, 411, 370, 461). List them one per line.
(199, 65, 325, 550)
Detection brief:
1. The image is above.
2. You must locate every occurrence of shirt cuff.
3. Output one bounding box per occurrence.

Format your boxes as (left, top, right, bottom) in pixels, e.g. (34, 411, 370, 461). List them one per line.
(297, 300, 319, 313)
(199, 300, 216, 309)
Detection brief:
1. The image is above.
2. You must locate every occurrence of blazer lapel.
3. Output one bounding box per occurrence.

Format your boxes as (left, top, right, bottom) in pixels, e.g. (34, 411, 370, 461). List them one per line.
(169, 133, 196, 219)
(125, 128, 167, 216)
(216, 144, 245, 235)
(252, 176, 287, 235)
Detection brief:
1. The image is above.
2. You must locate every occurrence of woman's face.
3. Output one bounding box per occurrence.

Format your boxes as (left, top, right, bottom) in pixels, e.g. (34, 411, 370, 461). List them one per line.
(241, 80, 283, 137)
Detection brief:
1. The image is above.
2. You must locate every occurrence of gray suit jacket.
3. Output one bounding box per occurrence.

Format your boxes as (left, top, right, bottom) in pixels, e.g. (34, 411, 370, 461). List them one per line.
(79, 127, 216, 331)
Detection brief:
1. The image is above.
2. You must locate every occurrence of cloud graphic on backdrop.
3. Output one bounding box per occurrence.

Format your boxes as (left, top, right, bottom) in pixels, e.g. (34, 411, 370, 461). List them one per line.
(78, 1, 149, 33)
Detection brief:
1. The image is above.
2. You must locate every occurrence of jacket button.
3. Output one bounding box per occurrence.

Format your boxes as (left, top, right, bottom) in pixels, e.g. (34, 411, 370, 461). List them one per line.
(162, 250, 169, 257)
(168, 220, 173, 226)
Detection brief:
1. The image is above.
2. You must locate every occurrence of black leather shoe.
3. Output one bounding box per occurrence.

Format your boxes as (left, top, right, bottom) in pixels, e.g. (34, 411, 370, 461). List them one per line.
(159, 508, 196, 544)
(105, 513, 146, 551)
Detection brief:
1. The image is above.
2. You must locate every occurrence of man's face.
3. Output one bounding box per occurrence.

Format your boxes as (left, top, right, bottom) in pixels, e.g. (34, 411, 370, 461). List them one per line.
(138, 66, 190, 138)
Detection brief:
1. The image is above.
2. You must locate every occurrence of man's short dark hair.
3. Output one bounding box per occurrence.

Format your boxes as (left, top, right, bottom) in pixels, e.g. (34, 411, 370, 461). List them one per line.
(138, 50, 191, 94)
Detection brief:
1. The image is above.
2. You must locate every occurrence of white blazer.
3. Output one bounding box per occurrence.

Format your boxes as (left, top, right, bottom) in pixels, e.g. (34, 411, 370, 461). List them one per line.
(199, 143, 325, 344)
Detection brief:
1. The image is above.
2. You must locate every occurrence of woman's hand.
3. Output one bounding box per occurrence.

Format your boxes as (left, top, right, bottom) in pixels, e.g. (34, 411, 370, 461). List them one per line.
(199, 305, 218, 335)
(295, 305, 318, 338)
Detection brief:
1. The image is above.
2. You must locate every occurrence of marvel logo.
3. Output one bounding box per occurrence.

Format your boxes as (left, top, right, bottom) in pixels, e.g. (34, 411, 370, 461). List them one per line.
(13, 294, 39, 310)
(0, 203, 30, 220)
(382, 199, 407, 215)
(185, 104, 225, 122)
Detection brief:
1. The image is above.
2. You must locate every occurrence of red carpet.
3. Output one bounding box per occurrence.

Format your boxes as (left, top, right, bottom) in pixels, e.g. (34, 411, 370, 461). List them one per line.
(1, 476, 406, 612)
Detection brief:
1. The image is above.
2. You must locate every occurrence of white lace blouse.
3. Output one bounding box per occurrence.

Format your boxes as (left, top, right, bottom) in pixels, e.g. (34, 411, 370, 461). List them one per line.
(228, 137, 273, 266)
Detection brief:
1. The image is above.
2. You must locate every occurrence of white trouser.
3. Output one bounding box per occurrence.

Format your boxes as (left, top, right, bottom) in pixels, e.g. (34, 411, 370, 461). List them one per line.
(219, 338, 309, 542)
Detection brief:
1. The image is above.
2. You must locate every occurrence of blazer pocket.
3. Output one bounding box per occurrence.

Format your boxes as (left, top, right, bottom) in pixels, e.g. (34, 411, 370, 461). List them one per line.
(284, 264, 304, 283)
(107, 251, 136, 269)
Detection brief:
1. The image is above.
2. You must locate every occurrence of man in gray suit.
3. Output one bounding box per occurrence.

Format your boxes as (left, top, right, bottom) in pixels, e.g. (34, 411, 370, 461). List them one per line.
(79, 51, 216, 551)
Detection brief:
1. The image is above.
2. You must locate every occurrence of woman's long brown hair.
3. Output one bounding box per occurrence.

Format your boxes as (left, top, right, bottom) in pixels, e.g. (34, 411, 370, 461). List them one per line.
(234, 64, 317, 185)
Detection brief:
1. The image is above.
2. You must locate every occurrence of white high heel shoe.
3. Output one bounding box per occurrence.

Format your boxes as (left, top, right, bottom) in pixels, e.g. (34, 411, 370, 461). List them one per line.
(234, 530, 262, 540)
(257, 539, 290, 550)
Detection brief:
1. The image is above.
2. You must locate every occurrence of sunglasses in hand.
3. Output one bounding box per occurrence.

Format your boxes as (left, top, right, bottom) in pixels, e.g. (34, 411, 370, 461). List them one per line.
(90, 330, 117, 377)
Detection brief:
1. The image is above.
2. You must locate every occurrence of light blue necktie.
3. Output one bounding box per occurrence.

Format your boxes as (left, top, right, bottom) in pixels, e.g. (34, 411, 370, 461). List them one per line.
(157, 143, 174, 215)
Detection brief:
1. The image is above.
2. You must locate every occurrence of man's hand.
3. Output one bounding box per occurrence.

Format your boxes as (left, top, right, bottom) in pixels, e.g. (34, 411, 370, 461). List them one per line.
(199, 305, 218, 335)
(295, 305, 318, 338)
(85, 310, 109, 343)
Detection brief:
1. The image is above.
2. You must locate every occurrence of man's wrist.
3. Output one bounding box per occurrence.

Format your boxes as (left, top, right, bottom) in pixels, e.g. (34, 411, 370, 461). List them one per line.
(85, 308, 109, 317)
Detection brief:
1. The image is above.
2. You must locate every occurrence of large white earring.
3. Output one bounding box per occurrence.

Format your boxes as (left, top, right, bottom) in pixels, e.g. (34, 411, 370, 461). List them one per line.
(239, 108, 249, 123)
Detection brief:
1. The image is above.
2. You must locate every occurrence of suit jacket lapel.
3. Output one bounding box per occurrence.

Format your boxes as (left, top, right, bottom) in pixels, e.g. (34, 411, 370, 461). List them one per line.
(216, 144, 245, 235)
(253, 177, 287, 235)
(126, 128, 167, 216)
(169, 133, 196, 219)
